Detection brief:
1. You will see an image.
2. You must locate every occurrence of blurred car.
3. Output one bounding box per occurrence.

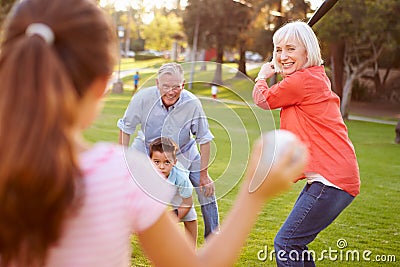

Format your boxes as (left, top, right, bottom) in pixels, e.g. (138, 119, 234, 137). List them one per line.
(126, 51, 135, 58)
(120, 50, 135, 58)
(245, 51, 264, 62)
(140, 50, 163, 57)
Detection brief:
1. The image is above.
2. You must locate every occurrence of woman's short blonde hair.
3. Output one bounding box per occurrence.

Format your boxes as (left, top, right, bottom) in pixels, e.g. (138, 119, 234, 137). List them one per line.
(272, 21, 323, 72)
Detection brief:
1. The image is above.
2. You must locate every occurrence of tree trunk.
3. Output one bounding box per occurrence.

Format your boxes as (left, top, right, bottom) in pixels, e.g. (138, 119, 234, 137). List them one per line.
(330, 41, 345, 99)
(188, 15, 200, 90)
(199, 49, 207, 71)
(341, 72, 357, 119)
(213, 41, 224, 84)
(374, 62, 394, 94)
(236, 39, 247, 78)
(373, 71, 384, 93)
(382, 66, 392, 87)
(341, 41, 383, 119)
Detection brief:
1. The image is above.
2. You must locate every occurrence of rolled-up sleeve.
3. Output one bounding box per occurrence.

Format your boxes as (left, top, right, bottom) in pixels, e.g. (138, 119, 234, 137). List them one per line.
(253, 73, 305, 110)
(117, 96, 142, 135)
(253, 80, 272, 110)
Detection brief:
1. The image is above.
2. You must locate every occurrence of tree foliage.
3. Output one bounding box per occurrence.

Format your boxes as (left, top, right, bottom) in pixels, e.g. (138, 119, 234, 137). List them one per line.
(315, 0, 400, 117)
(143, 10, 183, 51)
(182, 0, 313, 82)
(183, 0, 253, 52)
(101, 2, 183, 53)
(183, 0, 254, 83)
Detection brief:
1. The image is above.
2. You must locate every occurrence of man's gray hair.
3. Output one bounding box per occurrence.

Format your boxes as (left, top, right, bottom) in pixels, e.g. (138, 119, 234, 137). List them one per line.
(158, 62, 184, 81)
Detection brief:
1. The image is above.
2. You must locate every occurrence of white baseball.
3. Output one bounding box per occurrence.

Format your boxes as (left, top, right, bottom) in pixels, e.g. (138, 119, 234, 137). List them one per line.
(249, 129, 303, 192)
(264, 129, 300, 163)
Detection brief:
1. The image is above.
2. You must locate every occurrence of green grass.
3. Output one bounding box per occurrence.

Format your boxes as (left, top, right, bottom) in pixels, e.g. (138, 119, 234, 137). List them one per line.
(116, 57, 168, 72)
(84, 61, 400, 266)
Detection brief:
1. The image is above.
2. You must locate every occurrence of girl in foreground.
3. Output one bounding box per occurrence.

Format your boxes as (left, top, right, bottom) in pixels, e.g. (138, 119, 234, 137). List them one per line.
(0, 0, 306, 266)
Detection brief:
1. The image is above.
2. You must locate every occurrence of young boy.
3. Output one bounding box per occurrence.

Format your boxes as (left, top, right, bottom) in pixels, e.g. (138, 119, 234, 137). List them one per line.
(211, 83, 218, 100)
(133, 71, 140, 93)
(149, 137, 198, 246)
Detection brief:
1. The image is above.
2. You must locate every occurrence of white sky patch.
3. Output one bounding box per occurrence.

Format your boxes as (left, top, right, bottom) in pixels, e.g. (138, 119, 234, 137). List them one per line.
(100, 0, 188, 11)
(100, 0, 323, 23)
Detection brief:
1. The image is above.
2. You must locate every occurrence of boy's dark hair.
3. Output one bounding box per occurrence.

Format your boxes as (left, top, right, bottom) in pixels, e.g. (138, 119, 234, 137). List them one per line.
(149, 137, 178, 160)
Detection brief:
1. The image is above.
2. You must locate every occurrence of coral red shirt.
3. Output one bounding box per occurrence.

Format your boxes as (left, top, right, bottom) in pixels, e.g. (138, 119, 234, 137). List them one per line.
(253, 66, 360, 196)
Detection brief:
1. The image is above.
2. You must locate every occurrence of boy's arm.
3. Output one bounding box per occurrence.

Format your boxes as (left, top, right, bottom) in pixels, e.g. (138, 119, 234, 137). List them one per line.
(176, 196, 193, 220)
(174, 166, 194, 220)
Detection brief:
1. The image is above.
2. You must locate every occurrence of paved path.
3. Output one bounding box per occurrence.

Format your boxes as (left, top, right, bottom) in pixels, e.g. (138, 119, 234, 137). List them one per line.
(108, 68, 148, 90)
(346, 115, 397, 125)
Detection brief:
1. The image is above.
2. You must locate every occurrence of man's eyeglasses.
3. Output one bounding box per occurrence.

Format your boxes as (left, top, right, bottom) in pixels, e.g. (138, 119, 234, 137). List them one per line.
(160, 84, 183, 92)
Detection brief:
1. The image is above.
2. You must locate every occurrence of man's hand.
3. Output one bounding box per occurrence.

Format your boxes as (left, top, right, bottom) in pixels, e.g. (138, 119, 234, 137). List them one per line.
(199, 142, 214, 197)
(200, 172, 215, 197)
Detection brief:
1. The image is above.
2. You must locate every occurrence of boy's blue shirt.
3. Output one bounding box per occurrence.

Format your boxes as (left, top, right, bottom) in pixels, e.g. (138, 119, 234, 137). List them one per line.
(167, 165, 192, 199)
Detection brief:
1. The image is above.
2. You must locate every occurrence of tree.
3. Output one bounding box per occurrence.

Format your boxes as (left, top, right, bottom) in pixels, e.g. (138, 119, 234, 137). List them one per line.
(183, 0, 253, 83)
(229, 1, 253, 77)
(252, 0, 312, 84)
(361, 1, 400, 95)
(316, 0, 400, 118)
(142, 9, 183, 51)
(183, 0, 312, 82)
(232, 0, 311, 77)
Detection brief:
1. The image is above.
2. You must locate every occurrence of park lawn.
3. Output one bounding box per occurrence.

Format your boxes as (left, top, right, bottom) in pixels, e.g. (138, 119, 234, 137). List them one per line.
(116, 57, 167, 72)
(83, 62, 399, 266)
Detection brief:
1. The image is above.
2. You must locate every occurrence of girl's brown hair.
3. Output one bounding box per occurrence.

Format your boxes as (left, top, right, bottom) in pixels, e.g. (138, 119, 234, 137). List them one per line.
(0, 0, 116, 265)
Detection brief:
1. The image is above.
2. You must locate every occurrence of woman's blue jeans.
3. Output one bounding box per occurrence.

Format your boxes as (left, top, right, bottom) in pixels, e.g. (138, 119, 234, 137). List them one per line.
(274, 182, 355, 267)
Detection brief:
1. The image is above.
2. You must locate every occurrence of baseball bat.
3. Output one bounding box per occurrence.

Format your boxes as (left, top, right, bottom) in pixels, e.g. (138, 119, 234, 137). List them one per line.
(307, 0, 339, 27)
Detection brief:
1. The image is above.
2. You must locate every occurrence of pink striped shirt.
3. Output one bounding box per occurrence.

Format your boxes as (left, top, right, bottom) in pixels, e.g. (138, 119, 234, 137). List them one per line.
(46, 143, 174, 266)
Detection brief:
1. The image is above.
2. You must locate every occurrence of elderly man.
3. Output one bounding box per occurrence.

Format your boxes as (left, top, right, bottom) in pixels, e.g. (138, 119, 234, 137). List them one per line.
(117, 62, 219, 238)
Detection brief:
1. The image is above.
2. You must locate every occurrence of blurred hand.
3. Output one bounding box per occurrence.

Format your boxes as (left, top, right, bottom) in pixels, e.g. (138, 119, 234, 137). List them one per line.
(247, 134, 307, 200)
